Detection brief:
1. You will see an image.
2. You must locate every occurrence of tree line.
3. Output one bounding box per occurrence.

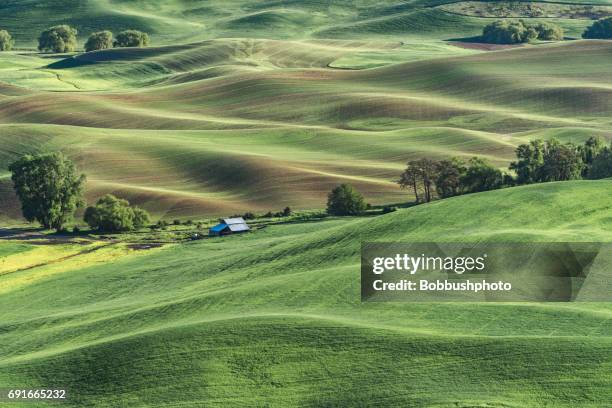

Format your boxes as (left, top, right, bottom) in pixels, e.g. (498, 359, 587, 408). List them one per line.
(399, 137, 612, 203)
(482, 20, 564, 44)
(481, 16, 612, 44)
(0, 25, 150, 53)
(6, 140, 611, 231)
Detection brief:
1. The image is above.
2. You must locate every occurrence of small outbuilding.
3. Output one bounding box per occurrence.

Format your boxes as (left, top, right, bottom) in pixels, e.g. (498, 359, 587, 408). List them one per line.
(209, 217, 250, 236)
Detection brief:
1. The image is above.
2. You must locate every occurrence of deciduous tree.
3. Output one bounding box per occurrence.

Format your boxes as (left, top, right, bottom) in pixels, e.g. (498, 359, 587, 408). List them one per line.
(0, 30, 14, 51)
(85, 31, 113, 52)
(113, 30, 150, 48)
(84, 194, 150, 232)
(326, 184, 367, 216)
(38, 25, 78, 53)
(583, 17, 612, 39)
(9, 153, 85, 231)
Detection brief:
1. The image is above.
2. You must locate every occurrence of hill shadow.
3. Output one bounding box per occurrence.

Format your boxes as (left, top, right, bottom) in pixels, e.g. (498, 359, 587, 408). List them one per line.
(46, 57, 95, 69)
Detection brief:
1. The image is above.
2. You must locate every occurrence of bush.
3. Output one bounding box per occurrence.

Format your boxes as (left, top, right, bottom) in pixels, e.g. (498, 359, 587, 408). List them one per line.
(382, 206, 397, 214)
(461, 157, 504, 193)
(243, 212, 256, 220)
(133, 208, 150, 228)
(185, 219, 193, 225)
(72, 225, 81, 234)
(263, 211, 273, 218)
(481, 20, 562, 44)
(173, 219, 181, 225)
(85, 31, 113, 52)
(38, 25, 78, 53)
(326, 184, 367, 216)
(84, 194, 150, 232)
(482, 20, 537, 44)
(532, 22, 564, 41)
(583, 17, 612, 39)
(282, 207, 292, 217)
(113, 30, 150, 48)
(0, 30, 14, 51)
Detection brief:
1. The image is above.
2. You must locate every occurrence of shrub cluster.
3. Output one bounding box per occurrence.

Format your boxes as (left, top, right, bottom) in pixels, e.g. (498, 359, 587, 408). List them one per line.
(327, 184, 367, 216)
(84, 194, 150, 232)
(38, 25, 78, 53)
(0, 29, 14, 51)
(113, 30, 150, 48)
(38, 26, 150, 53)
(84, 30, 113, 52)
(241, 207, 292, 219)
(582, 16, 612, 39)
(85, 29, 149, 51)
(0, 25, 151, 53)
(482, 20, 563, 44)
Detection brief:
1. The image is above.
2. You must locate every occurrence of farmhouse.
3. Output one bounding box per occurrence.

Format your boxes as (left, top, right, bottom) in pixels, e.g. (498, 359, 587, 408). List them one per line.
(209, 217, 250, 236)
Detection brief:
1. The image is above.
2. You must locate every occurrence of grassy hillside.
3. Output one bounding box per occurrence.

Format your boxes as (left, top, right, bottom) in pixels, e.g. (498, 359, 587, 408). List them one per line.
(1, 181, 611, 407)
(0, 1, 610, 407)
(0, 40, 610, 221)
(0, 0, 608, 47)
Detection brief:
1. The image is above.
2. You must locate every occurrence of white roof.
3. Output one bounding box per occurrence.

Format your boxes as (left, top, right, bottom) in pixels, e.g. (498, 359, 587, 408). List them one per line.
(223, 217, 247, 225)
(228, 223, 250, 232)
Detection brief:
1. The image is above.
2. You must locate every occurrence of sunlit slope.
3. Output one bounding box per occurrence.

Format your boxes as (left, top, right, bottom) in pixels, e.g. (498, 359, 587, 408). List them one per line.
(0, 40, 610, 219)
(1, 0, 606, 47)
(1, 181, 611, 407)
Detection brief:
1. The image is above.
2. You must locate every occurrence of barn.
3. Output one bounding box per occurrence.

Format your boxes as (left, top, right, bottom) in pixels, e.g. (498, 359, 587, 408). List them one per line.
(209, 217, 251, 236)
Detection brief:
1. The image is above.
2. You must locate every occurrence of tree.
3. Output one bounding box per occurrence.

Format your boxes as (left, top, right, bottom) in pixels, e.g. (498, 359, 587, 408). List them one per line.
(113, 30, 150, 48)
(581, 136, 605, 169)
(435, 158, 466, 198)
(482, 20, 562, 44)
(282, 206, 292, 216)
(589, 145, 612, 179)
(132, 207, 150, 228)
(482, 20, 537, 44)
(38, 25, 78, 53)
(532, 22, 564, 41)
(84, 194, 150, 232)
(583, 17, 612, 39)
(9, 153, 85, 231)
(398, 158, 437, 203)
(509, 139, 545, 184)
(0, 30, 14, 51)
(398, 162, 422, 203)
(85, 31, 113, 52)
(326, 184, 367, 216)
(540, 140, 584, 181)
(460, 157, 504, 193)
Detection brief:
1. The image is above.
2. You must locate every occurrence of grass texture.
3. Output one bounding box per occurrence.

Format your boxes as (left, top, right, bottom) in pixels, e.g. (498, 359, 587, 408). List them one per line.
(0, 181, 611, 407)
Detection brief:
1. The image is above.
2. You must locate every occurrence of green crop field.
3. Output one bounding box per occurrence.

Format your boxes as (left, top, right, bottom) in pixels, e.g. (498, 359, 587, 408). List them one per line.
(1, 181, 611, 407)
(0, 0, 611, 406)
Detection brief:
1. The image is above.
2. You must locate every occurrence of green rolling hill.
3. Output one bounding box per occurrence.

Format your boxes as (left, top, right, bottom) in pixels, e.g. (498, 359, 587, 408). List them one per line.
(1, 181, 611, 407)
(0, 1, 611, 406)
(0, 0, 608, 48)
(0, 39, 610, 220)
